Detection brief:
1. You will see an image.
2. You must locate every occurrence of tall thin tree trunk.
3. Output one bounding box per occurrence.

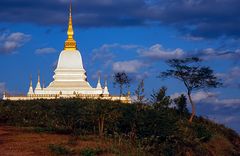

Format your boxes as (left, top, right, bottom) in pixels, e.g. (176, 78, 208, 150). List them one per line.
(98, 119, 101, 136)
(188, 91, 195, 123)
(101, 116, 104, 137)
(98, 115, 105, 137)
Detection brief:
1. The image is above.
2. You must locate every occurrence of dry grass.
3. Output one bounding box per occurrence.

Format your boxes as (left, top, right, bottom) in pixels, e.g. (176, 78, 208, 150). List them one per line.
(0, 126, 145, 156)
(204, 135, 235, 156)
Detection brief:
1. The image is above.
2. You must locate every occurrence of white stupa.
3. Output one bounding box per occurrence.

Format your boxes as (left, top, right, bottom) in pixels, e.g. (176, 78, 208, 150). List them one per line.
(3, 2, 131, 103)
(34, 2, 105, 96)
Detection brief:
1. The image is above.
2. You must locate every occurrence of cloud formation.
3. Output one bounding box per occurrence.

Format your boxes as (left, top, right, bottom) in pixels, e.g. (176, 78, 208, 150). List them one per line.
(139, 44, 185, 60)
(217, 66, 240, 88)
(172, 91, 240, 108)
(0, 0, 146, 27)
(171, 91, 218, 103)
(92, 43, 140, 60)
(91, 42, 240, 85)
(112, 60, 147, 74)
(194, 48, 240, 62)
(195, 92, 240, 108)
(0, 32, 31, 54)
(91, 43, 141, 69)
(0, 0, 239, 39)
(35, 47, 57, 55)
(154, 0, 240, 39)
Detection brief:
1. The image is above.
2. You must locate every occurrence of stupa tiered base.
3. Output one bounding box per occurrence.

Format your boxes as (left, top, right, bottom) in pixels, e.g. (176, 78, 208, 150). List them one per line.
(3, 93, 131, 104)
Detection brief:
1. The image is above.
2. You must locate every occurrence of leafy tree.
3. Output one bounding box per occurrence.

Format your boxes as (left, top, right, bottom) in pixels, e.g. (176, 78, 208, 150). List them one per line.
(89, 100, 120, 137)
(174, 94, 188, 115)
(151, 86, 171, 109)
(113, 72, 131, 97)
(160, 57, 222, 123)
(134, 79, 145, 103)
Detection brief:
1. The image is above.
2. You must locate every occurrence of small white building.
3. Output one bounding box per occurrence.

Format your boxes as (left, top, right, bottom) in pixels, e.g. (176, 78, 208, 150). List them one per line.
(3, 3, 131, 103)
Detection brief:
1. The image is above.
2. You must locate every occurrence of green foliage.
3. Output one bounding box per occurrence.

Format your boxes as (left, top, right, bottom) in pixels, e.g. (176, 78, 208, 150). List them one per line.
(134, 79, 146, 103)
(48, 144, 73, 155)
(173, 94, 189, 114)
(194, 124, 212, 142)
(113, 72, 131, 96)
(0, 99, 239, 156)
(80, 147, 103, 156)
(160, 57, 222, 122)
(160, 57, 222, 92)
(151, 87, 171, 109)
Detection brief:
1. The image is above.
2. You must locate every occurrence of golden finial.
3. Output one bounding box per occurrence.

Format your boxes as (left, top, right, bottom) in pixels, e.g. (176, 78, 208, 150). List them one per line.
(64, 0, 77, 50)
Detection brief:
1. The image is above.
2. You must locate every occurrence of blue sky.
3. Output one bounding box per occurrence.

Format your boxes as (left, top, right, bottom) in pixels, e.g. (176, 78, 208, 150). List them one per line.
(0, 0, 239, 133)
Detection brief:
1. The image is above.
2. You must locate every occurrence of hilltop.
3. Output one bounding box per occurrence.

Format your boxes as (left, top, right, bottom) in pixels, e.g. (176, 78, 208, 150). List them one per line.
(0, 99, 239, 156)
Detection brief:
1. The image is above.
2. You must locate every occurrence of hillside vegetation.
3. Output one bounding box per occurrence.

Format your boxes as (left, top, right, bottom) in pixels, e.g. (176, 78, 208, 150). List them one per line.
(0, 99, 239, 156)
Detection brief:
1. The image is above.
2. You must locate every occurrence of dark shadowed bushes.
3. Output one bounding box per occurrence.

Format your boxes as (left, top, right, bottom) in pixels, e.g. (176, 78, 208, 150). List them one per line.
(0, 99, 239, 156)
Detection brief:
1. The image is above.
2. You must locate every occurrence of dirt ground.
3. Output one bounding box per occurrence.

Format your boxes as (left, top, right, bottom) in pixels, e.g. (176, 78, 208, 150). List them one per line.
(0, 126, 118, 156)
(0, 126, 70, 156)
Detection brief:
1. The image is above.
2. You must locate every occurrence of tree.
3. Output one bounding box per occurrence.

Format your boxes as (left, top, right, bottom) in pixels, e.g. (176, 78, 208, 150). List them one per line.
(134, 79, 145, 103)
(174, 94, 188, 115)
(160, 57, 222, 123)
(151, 86, 171, 109)
(113, 72, 131, 97)
(89, 100, 120, 137)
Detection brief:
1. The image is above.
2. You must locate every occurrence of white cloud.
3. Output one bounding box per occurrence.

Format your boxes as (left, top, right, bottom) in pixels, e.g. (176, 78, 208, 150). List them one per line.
(112, 60, 147, 73)
(92, 43, 140, 61)
(197, 48, 240, 60)
(223, 116, 237, 123)
(212, 99, 240, 108)
(182, 34, 204, 41)
(193, 91, 240, 108)
(135, 71, 150, 80)
(0, 32, 31, 54)
(95, 43, 140, 50)
(192, 91, 218, 103)
(171, 91, 240, 108)
(217, 66, 240, 88)
(171, 91, 218, 103)
(35, 47, 56, 55)
(139, 44, 185, 60)
(170, 92, 184, 100)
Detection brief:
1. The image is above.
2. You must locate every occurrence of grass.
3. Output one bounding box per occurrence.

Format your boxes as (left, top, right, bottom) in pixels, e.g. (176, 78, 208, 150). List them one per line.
(47, 134, 146, 156)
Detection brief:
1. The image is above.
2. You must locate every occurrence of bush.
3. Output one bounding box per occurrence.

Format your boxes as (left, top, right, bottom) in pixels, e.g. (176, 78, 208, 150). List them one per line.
(80, 147, 103, 156)
(48, 144, 73, 155)
(0, 99, 239, 156)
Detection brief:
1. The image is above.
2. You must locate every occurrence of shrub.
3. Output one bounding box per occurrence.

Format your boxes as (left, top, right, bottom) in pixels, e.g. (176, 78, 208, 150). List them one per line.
(0, 99, 239, 155)
(48, 144, 74, 155)
(80, 147, 103, 156)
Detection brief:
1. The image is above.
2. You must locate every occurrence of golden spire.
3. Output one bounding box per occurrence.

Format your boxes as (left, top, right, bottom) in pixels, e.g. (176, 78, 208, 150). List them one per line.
(64, 0, 77, 50)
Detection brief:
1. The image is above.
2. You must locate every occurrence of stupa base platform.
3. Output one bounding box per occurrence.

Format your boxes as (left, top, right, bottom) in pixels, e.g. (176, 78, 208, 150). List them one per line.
(3, 93, 131, 104)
